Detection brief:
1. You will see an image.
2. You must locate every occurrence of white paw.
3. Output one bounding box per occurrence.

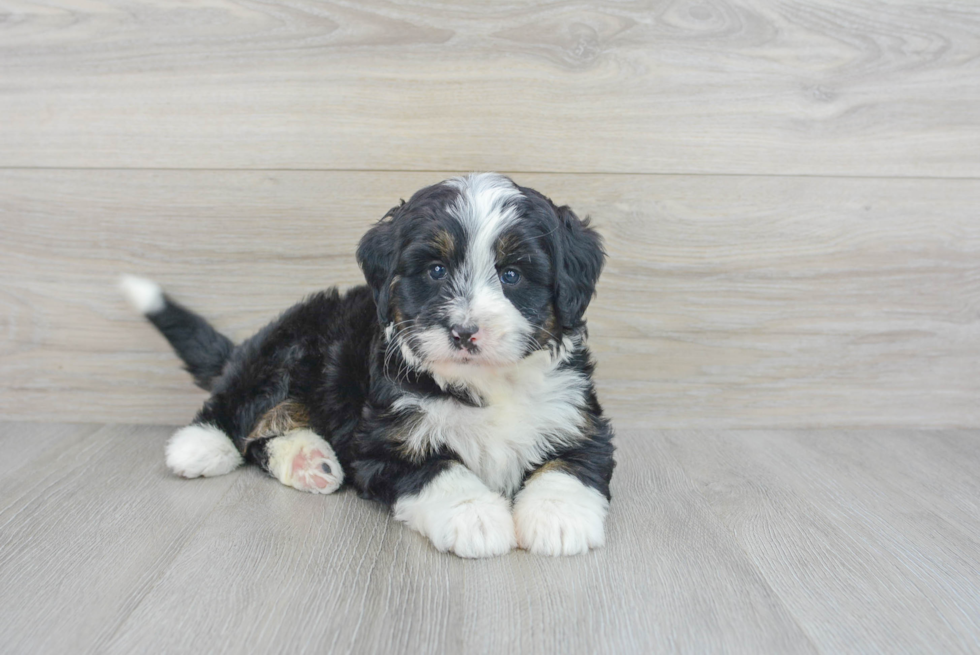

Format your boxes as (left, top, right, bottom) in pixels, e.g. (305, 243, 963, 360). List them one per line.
(433, 495, 516, 559)
(166, 423, 243, 478)
(513, 470, 608, 556)
(266, 429, 344, 494)
(394, 464, 516, 558)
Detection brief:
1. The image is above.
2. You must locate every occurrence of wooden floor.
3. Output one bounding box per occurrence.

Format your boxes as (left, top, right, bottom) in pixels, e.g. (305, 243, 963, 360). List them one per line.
(1, 422, 978, 654)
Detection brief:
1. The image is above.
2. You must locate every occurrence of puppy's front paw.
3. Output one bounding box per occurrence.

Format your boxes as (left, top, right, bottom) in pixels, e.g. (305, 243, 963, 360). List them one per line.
(394, 465, 516, 558)
(266, 429, 344, 494)
(514, 470, 608, 556)
(435, 495, 516, 558)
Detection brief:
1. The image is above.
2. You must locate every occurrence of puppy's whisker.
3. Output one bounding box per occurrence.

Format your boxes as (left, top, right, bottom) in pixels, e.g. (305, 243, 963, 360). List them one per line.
(383, 326, 421, 383)
(384, 325, 428, 385)
(535, 324, 560, 342)
(497, 225, 561, 259)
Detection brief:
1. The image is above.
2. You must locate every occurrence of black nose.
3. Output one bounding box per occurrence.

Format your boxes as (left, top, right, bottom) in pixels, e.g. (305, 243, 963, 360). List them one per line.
(451, 324, 479, 350)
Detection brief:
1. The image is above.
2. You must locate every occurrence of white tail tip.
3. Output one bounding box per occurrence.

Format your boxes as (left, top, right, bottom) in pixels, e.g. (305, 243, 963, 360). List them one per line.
(119, 274, 165, 314)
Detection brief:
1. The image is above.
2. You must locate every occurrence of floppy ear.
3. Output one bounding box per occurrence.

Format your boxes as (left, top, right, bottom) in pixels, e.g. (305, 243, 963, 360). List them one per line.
(554, 205, 606, 330)
(356, 204, 400, 324)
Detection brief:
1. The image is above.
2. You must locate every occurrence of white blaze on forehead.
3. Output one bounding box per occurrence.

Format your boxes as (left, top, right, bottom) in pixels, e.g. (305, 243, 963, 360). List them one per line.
(443, 174, 525, 327)
(445, 173, 522, 226)
(445, 173, 522, 289)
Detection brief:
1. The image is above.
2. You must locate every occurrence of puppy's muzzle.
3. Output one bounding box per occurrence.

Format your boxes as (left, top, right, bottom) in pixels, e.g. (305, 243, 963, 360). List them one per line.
(450, 324, 480, 353)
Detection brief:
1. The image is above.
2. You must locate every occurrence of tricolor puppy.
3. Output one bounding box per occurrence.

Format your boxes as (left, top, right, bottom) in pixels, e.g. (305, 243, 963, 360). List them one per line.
(121, 173, 615, 558)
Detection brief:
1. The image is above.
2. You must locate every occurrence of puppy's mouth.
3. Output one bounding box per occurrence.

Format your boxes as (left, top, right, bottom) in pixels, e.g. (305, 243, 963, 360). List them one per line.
(395, 322, 513, 368)
(447, 345, 481, 364)
(441, 335, 487, 365)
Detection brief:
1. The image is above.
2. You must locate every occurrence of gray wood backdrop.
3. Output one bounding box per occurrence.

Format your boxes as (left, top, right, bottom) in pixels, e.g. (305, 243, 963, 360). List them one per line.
(1, 0, 978, 429)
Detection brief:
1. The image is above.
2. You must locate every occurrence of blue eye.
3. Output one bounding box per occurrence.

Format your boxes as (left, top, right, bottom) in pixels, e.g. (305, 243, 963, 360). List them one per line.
(429, 263, 447, 280)
(499, 268, 521, 285)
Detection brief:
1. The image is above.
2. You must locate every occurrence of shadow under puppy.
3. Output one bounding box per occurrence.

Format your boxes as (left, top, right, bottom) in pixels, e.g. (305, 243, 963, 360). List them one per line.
(121, 173, 615, 558)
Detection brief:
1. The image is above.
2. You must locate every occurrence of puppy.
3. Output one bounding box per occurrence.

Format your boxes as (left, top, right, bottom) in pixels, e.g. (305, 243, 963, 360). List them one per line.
(121, 173, 615, 558)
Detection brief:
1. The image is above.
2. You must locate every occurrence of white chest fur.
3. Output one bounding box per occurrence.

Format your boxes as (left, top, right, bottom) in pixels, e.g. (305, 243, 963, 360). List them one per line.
(393, 350, 590, 497)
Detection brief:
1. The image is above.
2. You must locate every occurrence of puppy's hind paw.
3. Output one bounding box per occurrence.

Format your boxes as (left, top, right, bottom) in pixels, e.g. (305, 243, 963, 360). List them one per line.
(166, 424, 243, 478)
(266, 429, 344, 494)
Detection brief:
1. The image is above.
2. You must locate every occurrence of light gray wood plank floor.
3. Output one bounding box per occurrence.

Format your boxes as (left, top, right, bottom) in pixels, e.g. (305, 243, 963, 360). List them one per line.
(1, 423, 978, 654)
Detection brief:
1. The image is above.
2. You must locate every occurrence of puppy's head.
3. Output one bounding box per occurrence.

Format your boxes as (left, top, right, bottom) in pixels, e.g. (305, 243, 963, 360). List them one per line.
(357, 173, 604, 370)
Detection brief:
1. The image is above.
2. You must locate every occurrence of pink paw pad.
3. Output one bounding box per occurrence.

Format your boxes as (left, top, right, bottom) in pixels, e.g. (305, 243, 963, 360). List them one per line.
(267, 430, 344, 494)
(290, 448, 337, 491)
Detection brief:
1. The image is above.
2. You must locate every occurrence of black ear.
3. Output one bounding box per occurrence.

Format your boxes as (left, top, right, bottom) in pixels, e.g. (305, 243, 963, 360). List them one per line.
(554, 205, 605, 330)
(356, 204, 400, 324)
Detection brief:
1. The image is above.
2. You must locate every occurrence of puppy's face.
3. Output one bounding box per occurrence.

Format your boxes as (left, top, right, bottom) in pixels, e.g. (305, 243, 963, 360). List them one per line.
(358, 174, 604, 370)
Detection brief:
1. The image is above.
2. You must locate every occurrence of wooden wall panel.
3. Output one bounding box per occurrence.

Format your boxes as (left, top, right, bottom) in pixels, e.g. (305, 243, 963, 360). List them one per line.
(1, 0, 978, 176)
(1, 169, 977, 427)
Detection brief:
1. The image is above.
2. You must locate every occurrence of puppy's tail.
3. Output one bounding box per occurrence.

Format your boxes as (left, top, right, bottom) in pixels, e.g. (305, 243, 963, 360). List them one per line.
(119, 275, 235, 391)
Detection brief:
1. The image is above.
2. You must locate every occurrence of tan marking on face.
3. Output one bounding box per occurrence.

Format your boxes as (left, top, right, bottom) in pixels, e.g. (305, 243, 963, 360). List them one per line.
(389, 275, 403, 325)
(533, 302, 559, 349)
(242, 400, 310, 454)
(432, 231, 456, 261)
(495, 232, 521, 263)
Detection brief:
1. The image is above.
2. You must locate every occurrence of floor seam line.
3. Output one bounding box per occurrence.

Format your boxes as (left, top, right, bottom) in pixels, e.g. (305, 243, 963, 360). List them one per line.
(93, 444, 242, 653)
(657, 430, 826, 655)
(0, 165, 978, 181)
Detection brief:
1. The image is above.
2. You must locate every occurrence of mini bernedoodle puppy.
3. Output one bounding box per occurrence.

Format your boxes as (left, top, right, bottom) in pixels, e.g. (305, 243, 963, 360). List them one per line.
(121, 173, 615, 558)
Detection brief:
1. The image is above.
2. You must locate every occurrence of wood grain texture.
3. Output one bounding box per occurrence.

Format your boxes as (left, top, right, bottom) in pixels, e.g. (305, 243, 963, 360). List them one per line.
(1, 1, 979, 176)
(1, 169, 978, 428)
(1, 424, 817, 655)
(0, 421, 101, 478)
(3, 424, 980, 654)
(0, 424, 240, 654)
(664, 429, 980, 654)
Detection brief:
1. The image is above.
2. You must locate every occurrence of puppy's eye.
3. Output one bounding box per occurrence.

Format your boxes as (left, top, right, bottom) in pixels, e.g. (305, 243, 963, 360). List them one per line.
(499, 268, 521, 285)
(428, 263, 447, 280)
